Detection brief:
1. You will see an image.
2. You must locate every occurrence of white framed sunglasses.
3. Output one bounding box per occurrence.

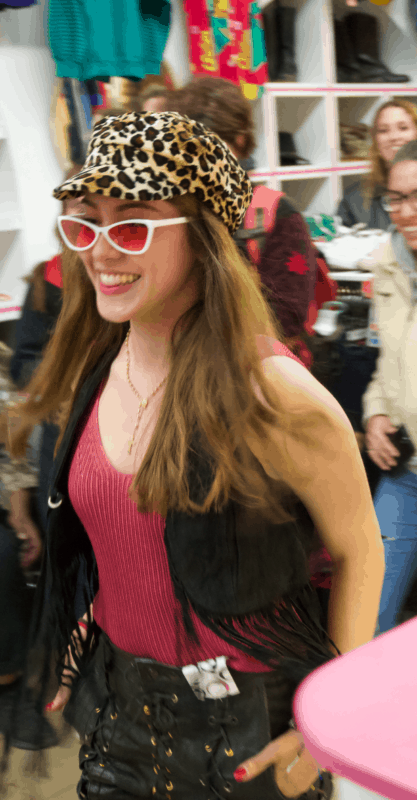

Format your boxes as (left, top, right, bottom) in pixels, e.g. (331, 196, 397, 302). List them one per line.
(57, 216, 191, 255)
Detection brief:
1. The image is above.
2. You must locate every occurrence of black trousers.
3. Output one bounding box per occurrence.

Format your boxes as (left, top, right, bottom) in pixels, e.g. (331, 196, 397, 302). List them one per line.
(0, 511, 32, 675)
(63, 627, 331, 800)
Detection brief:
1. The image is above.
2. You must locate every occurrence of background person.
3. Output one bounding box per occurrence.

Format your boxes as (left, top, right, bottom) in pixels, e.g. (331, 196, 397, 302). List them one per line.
(0, 343, 57, 751)
(363, 138, 417, 634)
(165, 76, 319, 369)
(337, 99, 417, 230)
(2, 112, 383, 799)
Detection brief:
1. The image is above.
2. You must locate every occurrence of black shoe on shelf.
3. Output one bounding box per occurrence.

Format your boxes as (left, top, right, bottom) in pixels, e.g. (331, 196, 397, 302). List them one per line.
(0, 680, 59, 751)
(334, 19, 364, 83)
(275, 6, 297, 81)
(345, 12, 410, 83)
(262, 0, 281, 81)
(262, 2, 297, 82)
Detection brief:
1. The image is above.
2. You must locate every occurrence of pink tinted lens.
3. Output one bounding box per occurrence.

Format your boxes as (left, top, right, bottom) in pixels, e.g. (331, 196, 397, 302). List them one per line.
(109, 223, 148, 252)
(61, 220, 95, 249)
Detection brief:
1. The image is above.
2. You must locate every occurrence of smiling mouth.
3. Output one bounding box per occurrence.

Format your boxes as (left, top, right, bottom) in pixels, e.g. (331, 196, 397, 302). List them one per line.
(98, 273, 141, 286)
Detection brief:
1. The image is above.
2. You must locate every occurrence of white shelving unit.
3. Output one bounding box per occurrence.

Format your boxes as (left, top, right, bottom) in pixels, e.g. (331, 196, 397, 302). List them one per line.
(252, 0, 417, 215)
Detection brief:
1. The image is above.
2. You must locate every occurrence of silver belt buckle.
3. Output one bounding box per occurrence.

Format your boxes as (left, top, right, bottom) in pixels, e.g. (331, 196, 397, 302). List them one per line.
(182, 656, 240, 701)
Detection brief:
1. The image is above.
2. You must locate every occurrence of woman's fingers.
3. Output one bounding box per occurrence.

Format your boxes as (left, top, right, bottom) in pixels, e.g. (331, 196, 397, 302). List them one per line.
(46, 624, 88, 712)
(234, 729, 304, 782)
(45, 682, 72, 712)
(366, 430, 400, 471)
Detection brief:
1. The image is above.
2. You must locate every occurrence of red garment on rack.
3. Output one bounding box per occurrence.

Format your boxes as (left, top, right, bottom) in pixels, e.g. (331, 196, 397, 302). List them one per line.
(304, 253, 338, 336)
(44, 254, 63, 289)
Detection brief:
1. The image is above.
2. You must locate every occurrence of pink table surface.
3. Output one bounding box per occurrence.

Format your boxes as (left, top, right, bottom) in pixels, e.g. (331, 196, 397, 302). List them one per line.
(293, 617, 417, 800)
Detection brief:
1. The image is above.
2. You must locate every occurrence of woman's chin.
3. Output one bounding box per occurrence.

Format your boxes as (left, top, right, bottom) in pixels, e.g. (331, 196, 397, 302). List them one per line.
(95, 294, 140, 324)
(402, 232, 417, 251)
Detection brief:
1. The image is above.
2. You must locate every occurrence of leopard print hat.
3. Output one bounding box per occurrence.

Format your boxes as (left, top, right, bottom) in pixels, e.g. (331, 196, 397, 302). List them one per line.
(53, 111, 253, 233)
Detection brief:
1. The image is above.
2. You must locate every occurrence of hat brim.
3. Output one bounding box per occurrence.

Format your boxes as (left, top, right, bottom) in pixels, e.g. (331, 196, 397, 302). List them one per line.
(54, 163, 190, 206)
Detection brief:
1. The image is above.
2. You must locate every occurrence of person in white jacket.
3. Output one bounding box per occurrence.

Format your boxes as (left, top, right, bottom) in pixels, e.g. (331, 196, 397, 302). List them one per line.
(363, 138, 417, 633)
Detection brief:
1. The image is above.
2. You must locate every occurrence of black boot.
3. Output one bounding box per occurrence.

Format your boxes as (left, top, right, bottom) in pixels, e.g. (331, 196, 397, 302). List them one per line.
(345, 12, 410, 83)
(262, 0, 280, 82)
(334, 18, 363, 82)
(275, 7, 297, 81)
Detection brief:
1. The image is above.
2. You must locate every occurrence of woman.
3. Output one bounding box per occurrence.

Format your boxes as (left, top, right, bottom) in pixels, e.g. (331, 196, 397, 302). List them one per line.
(364, 138, 417, 634)
(1, 112, 383, 800)
(337, 99, 417, 230)
(165, 76, 319, 369)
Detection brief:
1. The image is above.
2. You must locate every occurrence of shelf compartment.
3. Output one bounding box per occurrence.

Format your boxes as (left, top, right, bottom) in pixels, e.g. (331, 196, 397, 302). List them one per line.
(275, 95, 330, 169)
(280, 176, 333, 214)
(336, 96, 379, 163)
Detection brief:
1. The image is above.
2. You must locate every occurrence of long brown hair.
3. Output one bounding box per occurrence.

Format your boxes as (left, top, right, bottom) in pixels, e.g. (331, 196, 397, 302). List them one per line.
(7, 193, 326, 525)
(168, 77, 256, 159)
(363, 99, 417, 203)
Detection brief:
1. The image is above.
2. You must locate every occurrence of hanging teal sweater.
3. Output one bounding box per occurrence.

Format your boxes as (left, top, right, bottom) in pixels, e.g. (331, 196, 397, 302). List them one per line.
(48, 0, 171, 81)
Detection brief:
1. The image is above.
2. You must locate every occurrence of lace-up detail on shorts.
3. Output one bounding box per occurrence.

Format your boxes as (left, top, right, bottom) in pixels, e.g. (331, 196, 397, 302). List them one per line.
(64, 628, 332, 800)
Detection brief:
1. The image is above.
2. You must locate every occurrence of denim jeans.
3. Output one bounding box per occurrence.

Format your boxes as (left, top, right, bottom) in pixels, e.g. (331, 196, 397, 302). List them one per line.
(375, 469, 417, 634)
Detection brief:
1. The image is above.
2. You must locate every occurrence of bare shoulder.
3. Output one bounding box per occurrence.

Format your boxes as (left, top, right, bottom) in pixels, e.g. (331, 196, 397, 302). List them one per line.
(257, 355, 352, 430)
(248, 355, 360, 490)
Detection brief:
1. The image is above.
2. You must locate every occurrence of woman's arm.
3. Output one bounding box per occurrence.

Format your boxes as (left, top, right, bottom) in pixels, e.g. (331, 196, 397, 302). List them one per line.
(248, 355, 385, 654)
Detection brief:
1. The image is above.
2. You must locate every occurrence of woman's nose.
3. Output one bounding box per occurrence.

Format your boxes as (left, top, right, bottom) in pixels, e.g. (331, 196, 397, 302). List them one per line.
(399, 199, 417, 218)
(91, 229, 121, 262)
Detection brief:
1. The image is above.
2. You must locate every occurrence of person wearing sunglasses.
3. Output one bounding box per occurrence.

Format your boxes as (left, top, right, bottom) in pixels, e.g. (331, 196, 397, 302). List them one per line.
(363, 138, 417, 635)
(2, 112, 383, 800)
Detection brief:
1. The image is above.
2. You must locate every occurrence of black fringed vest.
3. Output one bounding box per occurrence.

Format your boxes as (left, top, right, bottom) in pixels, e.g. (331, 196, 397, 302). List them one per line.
(46, 347, 337, 685)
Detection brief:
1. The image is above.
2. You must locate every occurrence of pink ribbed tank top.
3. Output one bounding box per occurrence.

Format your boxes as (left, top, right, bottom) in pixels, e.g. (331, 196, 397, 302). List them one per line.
(68, 338, 302, 670)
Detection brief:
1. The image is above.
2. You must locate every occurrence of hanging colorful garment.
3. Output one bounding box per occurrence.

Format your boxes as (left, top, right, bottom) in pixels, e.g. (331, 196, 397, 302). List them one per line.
(183, 0, 268, 100)
(62, 78, 93, 164)
(48, 0, 171, 82)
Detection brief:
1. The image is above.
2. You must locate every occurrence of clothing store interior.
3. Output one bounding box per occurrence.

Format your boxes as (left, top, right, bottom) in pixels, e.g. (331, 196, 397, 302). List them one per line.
(1, 0, 417, 799)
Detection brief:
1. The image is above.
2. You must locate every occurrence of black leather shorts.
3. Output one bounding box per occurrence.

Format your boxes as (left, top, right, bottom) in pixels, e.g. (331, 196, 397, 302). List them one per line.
(63, 627, 332, 800)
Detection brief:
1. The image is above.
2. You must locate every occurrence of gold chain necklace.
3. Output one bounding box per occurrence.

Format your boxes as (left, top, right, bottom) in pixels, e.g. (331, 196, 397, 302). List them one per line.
(125, 328, 168, 455)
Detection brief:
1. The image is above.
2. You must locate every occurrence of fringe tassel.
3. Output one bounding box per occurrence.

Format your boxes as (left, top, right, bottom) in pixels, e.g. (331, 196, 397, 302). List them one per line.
(186, 583, 339, 684)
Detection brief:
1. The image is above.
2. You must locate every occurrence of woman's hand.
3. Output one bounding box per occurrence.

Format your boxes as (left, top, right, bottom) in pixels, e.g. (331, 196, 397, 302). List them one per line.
(45, 608, 93, 713)
(234, 728, 322, 798)
(365, 415, 400, 471)
(15, 520, 43, 569)
(8, 488, 43, 568)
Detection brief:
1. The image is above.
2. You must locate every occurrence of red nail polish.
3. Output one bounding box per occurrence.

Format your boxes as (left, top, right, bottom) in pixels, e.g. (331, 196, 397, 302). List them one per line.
(234, 767, 247, 782)
(44, 702, 54, 712)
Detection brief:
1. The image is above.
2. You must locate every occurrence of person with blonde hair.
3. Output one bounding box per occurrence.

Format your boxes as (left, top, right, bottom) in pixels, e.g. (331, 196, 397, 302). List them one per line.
(1, 111, 383, 800)
(338, 99, 417, 230)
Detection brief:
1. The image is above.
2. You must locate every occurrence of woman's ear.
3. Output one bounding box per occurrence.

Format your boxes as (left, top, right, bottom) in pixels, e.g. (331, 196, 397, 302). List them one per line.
(234, 133, 247, 158)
